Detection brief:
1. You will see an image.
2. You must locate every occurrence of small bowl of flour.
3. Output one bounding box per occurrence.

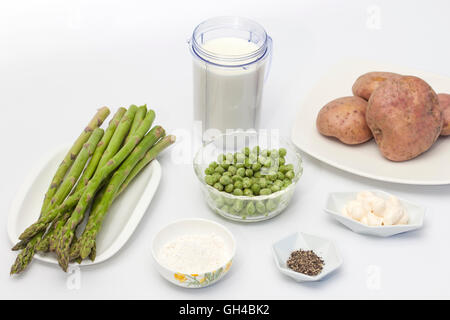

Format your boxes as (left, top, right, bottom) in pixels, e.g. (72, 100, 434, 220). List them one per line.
(152, 218, 236, 288)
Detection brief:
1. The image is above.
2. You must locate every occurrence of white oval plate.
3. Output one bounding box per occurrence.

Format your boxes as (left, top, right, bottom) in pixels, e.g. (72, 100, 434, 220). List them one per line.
(8, 145, 161, 266)
(291, 58, 450, 185)
(324, 190, 425, 237)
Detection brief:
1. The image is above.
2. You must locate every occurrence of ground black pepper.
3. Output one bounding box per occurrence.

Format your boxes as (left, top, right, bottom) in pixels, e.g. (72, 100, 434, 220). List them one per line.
(286, 249, 324, 276)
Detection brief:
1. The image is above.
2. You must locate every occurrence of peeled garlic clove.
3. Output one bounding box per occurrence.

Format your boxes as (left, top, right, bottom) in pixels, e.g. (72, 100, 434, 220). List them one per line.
(350, 203, 365, 221)
(371, 197, 386, 217)
(357, 191, 374, 202)
(367, 212, 383, 226)
(360, 216, 369, 225)
(384, 206, 403, 225)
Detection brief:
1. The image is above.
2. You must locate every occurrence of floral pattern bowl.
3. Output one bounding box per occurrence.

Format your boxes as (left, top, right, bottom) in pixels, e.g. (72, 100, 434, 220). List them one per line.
(151, 218, 236, 288)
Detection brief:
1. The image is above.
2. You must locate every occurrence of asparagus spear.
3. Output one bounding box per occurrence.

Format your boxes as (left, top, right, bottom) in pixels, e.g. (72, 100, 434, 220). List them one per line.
(78, 135, 175, 260)
(16, 108, 148, 243)
(10, 128, 106, 274)
(56, 124, 165, 271)
(73, 108, 126, 194)
(77, 130, 167, 259)
(96, 105, 138, 170)
(125, 105, 148, 144)
(18, 128, 104, 241)
(118, 135, 176, 196)
(41, 107, 110, 214)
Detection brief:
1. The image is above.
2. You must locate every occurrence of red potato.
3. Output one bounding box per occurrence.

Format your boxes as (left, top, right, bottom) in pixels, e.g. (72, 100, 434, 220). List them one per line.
(352, 72, 402, 100)
(438, 93, 450, 136)
(316, 96, 372, 145)
(366, 76, 443, 161)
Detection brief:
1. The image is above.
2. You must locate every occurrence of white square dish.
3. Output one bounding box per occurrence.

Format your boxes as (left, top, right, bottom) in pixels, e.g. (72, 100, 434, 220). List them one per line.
(325, 190, 425, 237)
(272, 232, 342, 282)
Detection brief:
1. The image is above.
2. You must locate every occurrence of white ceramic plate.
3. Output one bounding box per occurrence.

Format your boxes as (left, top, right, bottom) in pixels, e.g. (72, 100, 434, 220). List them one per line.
(325, 190, 425, 237)
(272, 232, 342, 282)
(291, 58, 450, 185)
(8, 145, 162, 267)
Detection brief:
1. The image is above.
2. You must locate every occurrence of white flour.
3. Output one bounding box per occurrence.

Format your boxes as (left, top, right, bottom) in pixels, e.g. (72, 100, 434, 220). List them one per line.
(158, 233, 230, 274)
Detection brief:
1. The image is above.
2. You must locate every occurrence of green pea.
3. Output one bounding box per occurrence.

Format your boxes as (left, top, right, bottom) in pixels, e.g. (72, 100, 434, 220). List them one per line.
(268, 172, 278, 181)
(249, 153, 258, 164)
(274, 179, 284, 187)
(278, 157, 286, 166)
(212, 173, 221, 182)
(251, 183, 261, 195)
(246, 202, 256, 215)
(220, 175, 232, 186)
(235, 152, 246, 164)
(242, 177, 252, 189)
(252, 146, 260, 155)
(252, 162, 261, 171)
(266, 199, 278, 211)
(217, 154, 226, 164)
(256, 201, 266, 214)
(254, 171, 262, 178)
(264, 159, 272, 168)
(228, 165, 237, 175)
(285, 170, 295, 180)
(260, 188, 272, 195)
(279, 148, 287, 157)
(221, 163, 230, 170)
(225, 184, 234, 193)
(214, 196, 224, 208)
(236, 163, 245, 169)
(261, 149, 269, 157)
(244, 158, 252, 168)
(215, 166, 225, 174)
(222, 171, 232, 177)
(271, 184, 281, 193)
(232, 175, 243, 183)
(213, 183, 224, 191)
(236, 167, 246, 177)
(277, 172, 285, 180)
(284, 164, 294, 172)
(205, 175, 215, 186)
(244, 188, 253, 196)
(205, 167, 214, 175)
(234, 181, 243, 190)
(242, 147, 250, 156)
(259, 178, 268, 188)
(209, 161, 218, 169)
(233, 188, 243, 196)
(232, 199, 244, 212)
(225, 153, 234, 164)
(245, 169, 253, 177)
(258, 156, 266, 164)
(283, 180, 292, 188)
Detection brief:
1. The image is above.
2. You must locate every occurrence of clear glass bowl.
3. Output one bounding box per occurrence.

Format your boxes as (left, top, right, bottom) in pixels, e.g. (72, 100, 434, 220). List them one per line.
(194, 131, 303, 222)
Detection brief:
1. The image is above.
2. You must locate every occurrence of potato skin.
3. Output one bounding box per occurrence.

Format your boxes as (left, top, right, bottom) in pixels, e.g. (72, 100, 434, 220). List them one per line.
(366, 76, 443, 161)
(438, 93, 450, 136)
(316, 96, 372, 145)
(352, 72, 402, 100)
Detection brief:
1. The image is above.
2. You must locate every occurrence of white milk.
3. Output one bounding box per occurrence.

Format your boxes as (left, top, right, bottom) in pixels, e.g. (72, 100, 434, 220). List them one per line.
(193, 37, 268, 135)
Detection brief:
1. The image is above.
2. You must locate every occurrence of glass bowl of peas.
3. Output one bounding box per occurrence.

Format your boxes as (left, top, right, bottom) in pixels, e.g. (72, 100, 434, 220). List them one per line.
(194, 131, 303, 222)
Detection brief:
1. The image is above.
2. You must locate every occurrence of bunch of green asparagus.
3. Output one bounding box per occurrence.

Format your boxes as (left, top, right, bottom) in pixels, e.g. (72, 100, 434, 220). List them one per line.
(10, 105, 175, 274)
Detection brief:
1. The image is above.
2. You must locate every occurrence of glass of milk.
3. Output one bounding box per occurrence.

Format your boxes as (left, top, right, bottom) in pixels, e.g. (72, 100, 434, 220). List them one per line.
(189, 17, 273, 139)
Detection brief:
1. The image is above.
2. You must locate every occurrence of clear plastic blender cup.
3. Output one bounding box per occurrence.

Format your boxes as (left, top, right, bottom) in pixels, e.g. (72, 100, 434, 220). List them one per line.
(189, 17, 273, 139)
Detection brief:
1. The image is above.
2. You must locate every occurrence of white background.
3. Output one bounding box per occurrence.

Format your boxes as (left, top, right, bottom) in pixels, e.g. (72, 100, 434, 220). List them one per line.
(1, 0, 450, 299)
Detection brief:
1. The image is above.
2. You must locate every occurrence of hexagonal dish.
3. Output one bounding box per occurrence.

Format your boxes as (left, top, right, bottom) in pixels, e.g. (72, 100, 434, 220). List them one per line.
(325, 190, 425, 237)
(272, 232, 342, 282)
